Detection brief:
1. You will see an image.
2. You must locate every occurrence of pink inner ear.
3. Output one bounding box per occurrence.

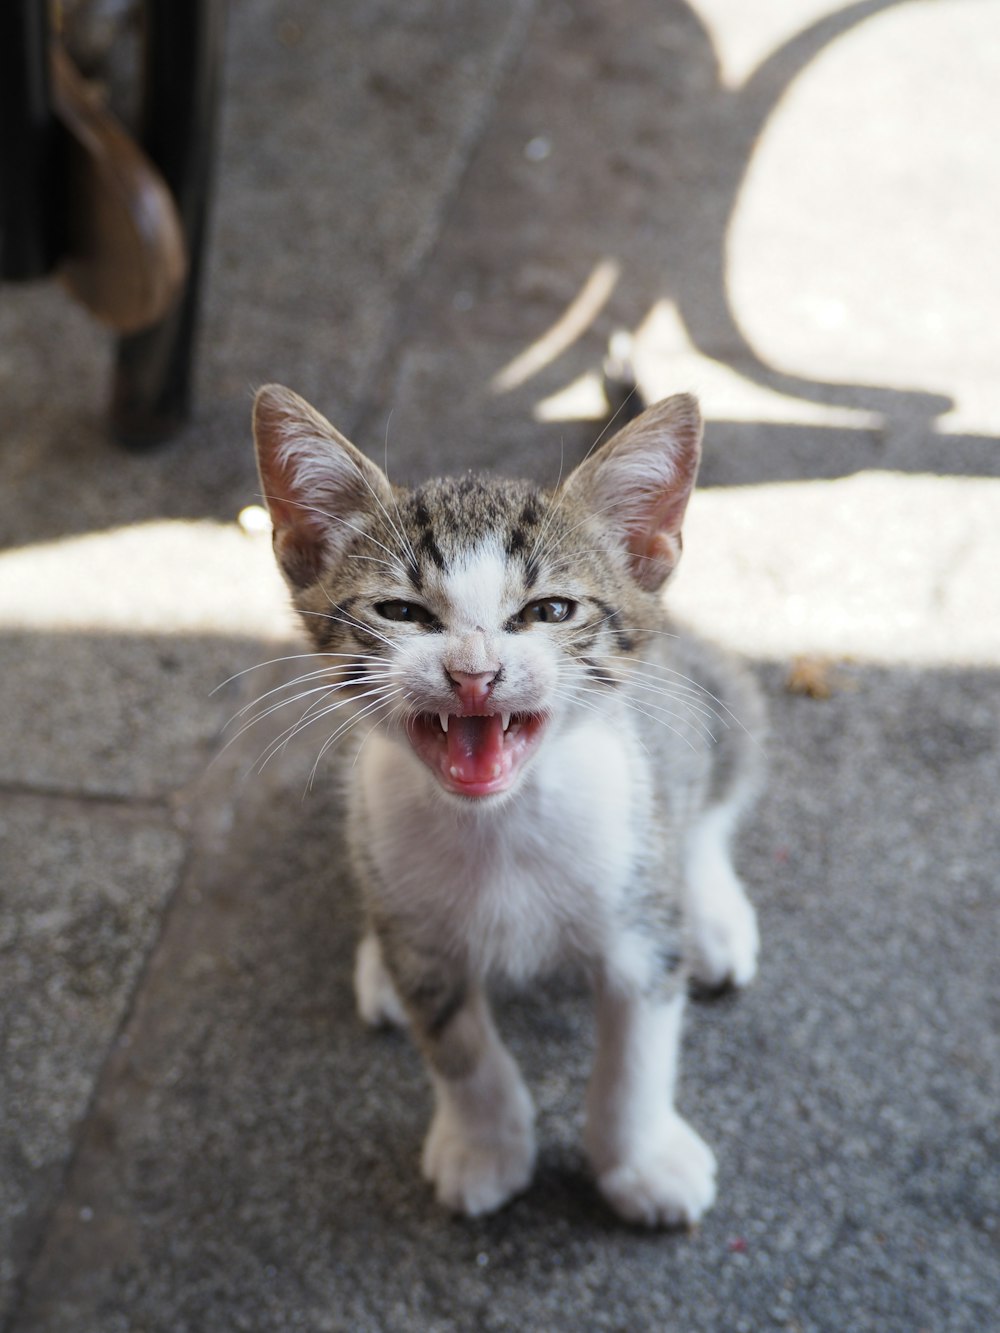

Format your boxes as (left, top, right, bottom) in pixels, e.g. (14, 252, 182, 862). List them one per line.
(262, 471, 329, 543)
(254, 384, 390, 590)
(625, 486, 691, 589)
(256, 426, 336, 588)
(272, 519, 331, 590)
(260, 442, 325, 520)
(628, 527, 683, 589)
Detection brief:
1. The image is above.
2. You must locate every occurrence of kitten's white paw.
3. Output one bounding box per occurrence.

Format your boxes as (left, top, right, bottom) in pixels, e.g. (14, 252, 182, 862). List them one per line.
(688, 876, 759, 990)
(421, 1087, 536, 1217)
(596, 1115, 717, 1227)
(354, 934, 408, 1028)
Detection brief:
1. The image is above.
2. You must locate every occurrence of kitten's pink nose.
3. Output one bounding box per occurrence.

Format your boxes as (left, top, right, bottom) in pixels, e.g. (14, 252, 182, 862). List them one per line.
(446, 669, 499, 710)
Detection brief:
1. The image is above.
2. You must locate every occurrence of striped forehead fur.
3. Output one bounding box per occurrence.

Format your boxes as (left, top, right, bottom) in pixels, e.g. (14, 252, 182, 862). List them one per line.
(442, 536, 518, 629)
(292, 467, 627, 630)
(401, 475, 545, 564)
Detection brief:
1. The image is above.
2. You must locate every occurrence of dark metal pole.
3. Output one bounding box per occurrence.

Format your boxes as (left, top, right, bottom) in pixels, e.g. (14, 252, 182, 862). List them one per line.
(0, 0, 65, 279)
(111, 0, 227, 446)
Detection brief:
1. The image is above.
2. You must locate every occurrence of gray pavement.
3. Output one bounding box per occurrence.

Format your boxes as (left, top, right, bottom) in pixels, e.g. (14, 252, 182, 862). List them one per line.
(2, 1, 998, 1330)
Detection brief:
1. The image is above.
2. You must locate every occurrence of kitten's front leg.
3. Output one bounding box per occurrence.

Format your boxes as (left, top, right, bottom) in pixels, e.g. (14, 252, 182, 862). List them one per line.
(384, 940, 536, 1217)
(584, 959, 716, 1227)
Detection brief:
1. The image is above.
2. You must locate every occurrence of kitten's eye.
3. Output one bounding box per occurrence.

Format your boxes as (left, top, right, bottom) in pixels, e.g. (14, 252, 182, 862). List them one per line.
(518, 598, 575, 625)
(375, 600, 435, 625)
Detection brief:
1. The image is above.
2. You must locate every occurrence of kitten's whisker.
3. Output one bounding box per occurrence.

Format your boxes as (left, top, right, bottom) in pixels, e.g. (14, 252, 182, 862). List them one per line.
(587, 667, 719, 741)
(631, 701, 715, 748)
(529, 392, 637, 570)
(218, 682, 348, 760)
(605, 652, 715, 679)
(349, 697, 407, 773)
(548, 684, 609, 718)
(224, 661, 394, 740)
(252, 695, 362, 773)
(603, 653, 752, 735)
(301, 603, 398, 651)
(565, 655, 720, 751)
(307, 690, 404, 789)
(549, 684, 656, 760)
(341, 450, 420, 572)
(581, 383, 641, 463)
(618, 696, 705, 752)
(533, 493, 645, 569)
(259, 491, 406, 566)
(310, 691, 394, 764)
(607, 663, 718, 705)
(379, 414, 421, 573)
(293, 673, 397, 728)
(561, 605, 632, 650)
(627, 688, 720, 728)
(600, 623, 688, 645)
(235, 667, 400, 742)
(558, 612, 715, 717)
(616, 670, 726, 724)
(229, 663, 393, 722)
(383, 409, 394, 478)
(344, 552, 399, 572)
(525, 436, 568, 573)
(348, 718, 385, 776)
(602, 624, 683, 642)
(256, 683, 398, 774)
(563, 663, 715, 749)
(550, 681, 612, 711)
(226, 683, 341, 744)
(212, 650, 384, 693)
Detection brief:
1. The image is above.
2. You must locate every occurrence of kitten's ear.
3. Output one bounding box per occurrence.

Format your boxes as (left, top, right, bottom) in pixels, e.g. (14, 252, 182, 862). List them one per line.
(562, 393, 702, 590)
(253, 384, 393, 589)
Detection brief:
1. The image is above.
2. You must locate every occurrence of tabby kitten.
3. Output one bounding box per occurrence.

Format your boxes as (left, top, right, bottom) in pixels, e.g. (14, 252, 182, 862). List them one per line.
(252, 384, 763, 1226)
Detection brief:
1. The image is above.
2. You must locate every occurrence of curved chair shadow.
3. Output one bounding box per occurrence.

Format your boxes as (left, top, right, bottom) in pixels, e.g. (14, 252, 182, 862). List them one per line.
(671, 0, 952, 425)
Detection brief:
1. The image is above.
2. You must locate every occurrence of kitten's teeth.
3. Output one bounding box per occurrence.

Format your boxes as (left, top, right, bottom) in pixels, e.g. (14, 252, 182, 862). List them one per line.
(438, 712, 449, 734)
(501, 712, 511, 732)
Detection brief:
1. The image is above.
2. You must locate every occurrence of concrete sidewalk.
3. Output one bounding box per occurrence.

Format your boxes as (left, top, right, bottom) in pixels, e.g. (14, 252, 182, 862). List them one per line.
(2, 1, 998, 1329)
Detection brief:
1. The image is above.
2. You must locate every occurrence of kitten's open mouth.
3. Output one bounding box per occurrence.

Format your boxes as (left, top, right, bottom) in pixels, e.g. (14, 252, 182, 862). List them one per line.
(406, 711, 547, 798)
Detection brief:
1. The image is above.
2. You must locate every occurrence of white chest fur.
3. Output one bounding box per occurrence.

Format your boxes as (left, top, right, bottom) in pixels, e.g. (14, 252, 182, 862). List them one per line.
(355, 714, 645, 982)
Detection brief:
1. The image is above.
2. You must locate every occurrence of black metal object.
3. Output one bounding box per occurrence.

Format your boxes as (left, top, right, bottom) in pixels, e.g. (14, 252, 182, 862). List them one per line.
(1, 0, 227, 446)
(0, 0, 65, 279)
(111, 0, 228, 447)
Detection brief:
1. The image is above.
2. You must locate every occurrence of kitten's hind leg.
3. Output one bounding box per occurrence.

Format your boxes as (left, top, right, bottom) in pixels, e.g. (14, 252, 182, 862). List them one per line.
(354, 931, 407, 1028)
(684, 803, 759, 991)
(584, 962, 716, 1227)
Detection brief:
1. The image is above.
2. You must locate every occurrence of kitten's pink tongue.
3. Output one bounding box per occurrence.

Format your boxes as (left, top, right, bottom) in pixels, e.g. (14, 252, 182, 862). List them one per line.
(446, 714, 505, 784)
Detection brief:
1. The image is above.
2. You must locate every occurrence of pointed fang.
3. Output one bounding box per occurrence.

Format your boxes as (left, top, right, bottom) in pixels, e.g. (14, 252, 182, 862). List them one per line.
(439, 712, 450, 734)
(501, 712, 511, 732)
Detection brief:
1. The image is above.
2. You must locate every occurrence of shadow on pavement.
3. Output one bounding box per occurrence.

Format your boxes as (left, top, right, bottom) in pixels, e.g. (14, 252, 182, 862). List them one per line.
(5, 643, 998, 1330)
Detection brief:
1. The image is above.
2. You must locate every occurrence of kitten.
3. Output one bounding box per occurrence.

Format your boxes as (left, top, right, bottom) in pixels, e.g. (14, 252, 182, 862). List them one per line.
(251, 384, 764, 1226)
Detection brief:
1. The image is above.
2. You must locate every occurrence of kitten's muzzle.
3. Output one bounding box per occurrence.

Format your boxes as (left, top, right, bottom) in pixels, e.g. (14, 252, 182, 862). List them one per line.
(405, 705, 547, 799)
(445, 667, 501, 712)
